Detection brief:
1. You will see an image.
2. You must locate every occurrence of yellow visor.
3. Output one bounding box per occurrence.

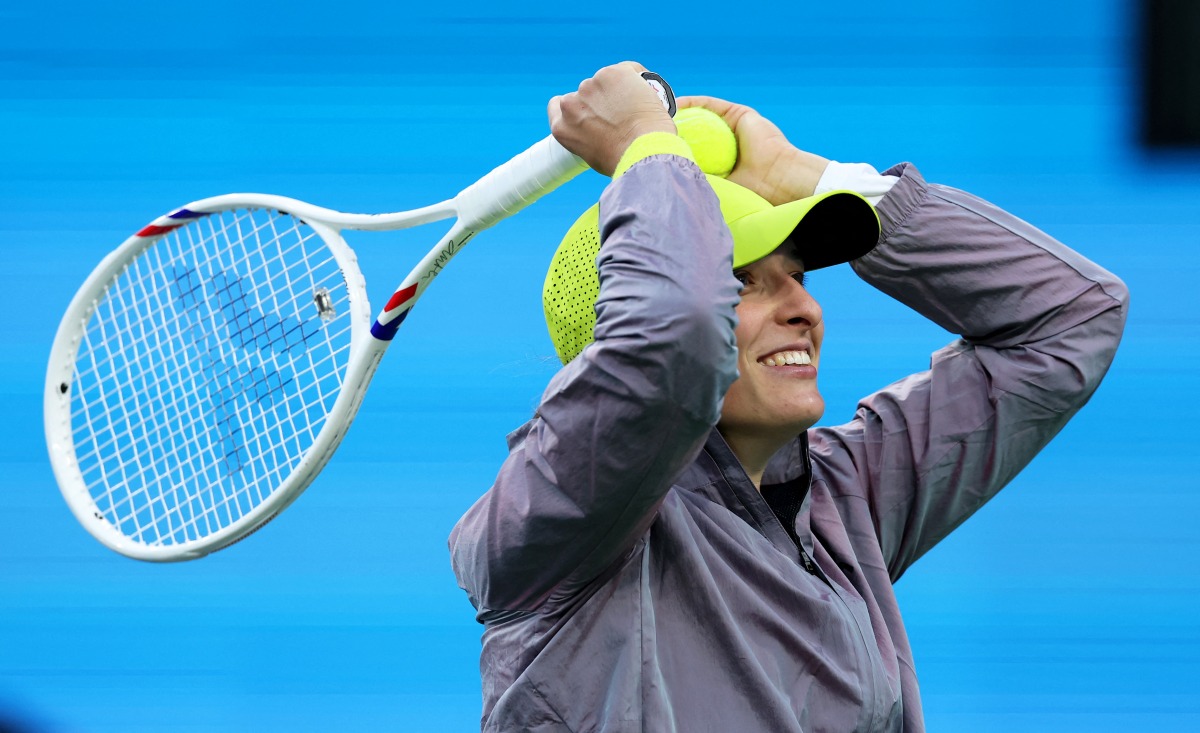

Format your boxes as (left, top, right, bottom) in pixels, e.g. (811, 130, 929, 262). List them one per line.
(544, 175, 881, 364)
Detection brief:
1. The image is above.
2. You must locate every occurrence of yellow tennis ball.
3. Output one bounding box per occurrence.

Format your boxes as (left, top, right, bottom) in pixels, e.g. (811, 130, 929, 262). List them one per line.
(675, 107, 738, 178)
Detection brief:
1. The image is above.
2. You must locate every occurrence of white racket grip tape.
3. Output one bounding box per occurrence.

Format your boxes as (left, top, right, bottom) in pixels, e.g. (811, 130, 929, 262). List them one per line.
(453, 135, 588, 229)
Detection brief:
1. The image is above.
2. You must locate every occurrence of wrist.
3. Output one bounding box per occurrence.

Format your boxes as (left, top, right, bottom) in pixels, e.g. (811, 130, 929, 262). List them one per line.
(771, 149, 831, 204)
(611, 131, 694, 178)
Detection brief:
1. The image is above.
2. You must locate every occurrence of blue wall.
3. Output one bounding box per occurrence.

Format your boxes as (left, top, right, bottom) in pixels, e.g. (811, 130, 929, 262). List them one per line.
(2, 0, 1196, 730)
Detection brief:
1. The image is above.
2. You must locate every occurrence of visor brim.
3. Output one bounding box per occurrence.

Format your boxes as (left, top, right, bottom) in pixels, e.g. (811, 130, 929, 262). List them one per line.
(727, 190, 881, 270)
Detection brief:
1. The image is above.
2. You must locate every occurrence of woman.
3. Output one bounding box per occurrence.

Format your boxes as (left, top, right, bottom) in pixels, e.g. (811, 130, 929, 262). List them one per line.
(450, 62, 1128, 732)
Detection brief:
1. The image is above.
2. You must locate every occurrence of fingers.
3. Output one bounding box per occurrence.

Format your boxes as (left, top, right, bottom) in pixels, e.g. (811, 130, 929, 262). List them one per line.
(601, 60, 649, 82)
(583, 62, 662, 112)
(676, 94, 826, 204)
(677, 95, 736, 115)
(546, 62, 676, 177)
(677, 95, 759, 135)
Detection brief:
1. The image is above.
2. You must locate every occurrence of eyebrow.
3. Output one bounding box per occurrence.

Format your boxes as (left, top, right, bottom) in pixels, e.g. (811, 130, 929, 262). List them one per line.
(780, 238, 807, 270)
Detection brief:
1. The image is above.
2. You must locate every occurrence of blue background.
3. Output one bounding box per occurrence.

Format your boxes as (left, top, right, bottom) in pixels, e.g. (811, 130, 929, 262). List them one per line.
(3, 0, 1197, 730)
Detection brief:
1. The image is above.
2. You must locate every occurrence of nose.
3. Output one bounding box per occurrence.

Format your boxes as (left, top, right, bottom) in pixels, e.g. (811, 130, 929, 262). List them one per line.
(773, 275, 822, 329)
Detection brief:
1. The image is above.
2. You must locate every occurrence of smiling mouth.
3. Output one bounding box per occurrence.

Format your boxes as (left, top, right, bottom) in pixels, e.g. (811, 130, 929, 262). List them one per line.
(758, 350, 811, 367)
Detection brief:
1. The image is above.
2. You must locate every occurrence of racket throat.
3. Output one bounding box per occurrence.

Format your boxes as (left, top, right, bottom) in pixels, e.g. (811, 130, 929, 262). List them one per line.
(371, 226, 476, 341)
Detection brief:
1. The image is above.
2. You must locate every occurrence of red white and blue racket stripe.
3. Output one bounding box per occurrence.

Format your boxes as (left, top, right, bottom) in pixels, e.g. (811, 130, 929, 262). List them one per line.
(135, 207, 208, 238)
(370, 283, 418, 340)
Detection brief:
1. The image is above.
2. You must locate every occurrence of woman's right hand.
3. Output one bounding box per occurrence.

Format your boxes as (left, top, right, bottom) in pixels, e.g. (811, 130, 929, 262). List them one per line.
(548, 62, 677, 178)
(678, 95, 831, 205)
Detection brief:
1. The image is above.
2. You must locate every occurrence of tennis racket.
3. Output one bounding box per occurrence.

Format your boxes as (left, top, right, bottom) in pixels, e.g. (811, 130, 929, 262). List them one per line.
(45, 72, 676, 562)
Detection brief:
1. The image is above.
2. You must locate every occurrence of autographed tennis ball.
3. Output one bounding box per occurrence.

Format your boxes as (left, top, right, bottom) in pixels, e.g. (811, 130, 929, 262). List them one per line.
(675, 107, 738, 178)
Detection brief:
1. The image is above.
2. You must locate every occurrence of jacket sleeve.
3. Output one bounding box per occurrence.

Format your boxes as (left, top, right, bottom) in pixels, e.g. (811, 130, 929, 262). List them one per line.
(450, 156, 741, 614)
(810, 163, 1129, 582)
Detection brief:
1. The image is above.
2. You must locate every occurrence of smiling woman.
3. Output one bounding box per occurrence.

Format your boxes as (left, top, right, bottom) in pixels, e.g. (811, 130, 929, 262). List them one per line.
(448, 62, 1129, 733)
(721, 246, 827, 485)
(541, 174, 877, 489)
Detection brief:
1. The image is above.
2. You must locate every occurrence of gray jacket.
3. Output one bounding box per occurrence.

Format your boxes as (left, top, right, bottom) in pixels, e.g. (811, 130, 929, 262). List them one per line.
(450, 157, 1128, 732)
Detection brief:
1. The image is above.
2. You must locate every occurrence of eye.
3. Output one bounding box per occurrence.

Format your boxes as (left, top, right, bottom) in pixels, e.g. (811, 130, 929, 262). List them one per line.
(791, 271, 807, 288)
(733, 270, 751, 290)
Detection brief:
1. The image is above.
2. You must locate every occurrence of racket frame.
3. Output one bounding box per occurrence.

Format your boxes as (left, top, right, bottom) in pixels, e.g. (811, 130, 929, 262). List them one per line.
(46, 72, 673, 561)
(44, 194, 389, 560)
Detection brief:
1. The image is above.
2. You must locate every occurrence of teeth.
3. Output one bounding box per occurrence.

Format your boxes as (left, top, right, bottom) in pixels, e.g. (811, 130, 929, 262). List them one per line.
(760, 350, 810, 366)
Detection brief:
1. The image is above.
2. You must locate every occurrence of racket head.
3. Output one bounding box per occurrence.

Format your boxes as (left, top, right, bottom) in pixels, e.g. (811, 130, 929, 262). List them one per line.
(45, 195, 380, 561)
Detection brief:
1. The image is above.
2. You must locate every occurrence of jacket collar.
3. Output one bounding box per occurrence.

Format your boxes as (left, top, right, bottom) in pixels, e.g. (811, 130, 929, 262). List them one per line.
(675, 429, 815, 558)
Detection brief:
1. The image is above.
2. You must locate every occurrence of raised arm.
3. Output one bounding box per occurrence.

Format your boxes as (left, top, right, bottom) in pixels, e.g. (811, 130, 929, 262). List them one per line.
(814, 163, 1129, 580)
(678, 94, 1127, 581)
(450, 65, 742, 614)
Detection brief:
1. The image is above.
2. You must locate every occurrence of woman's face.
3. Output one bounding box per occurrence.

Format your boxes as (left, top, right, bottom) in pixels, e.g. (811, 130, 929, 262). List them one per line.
(719, 246, 825, 441)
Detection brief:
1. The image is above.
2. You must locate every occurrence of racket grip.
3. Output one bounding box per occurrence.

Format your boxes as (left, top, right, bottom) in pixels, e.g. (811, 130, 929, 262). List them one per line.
(454, 135, 588, 229)
(453, 72, 674, 229)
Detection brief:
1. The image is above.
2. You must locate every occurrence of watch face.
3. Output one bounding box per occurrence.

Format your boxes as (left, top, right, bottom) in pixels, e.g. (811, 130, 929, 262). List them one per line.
(640, 71, 677, 118)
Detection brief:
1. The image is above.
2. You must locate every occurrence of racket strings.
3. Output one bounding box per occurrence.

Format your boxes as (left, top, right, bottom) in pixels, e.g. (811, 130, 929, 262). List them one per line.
(69, 208, 355, 546)
(72, 221, 348, 458)
(76, 214, 256, 540)
(86, 213, 344, 542)
(69, 217, 346, 421)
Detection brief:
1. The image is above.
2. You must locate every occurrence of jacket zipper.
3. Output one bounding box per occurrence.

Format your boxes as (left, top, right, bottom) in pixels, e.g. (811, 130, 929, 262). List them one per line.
(798, 547, 818, 575)
(795, 447, 886, 726)
(795, 447, 826, 581)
